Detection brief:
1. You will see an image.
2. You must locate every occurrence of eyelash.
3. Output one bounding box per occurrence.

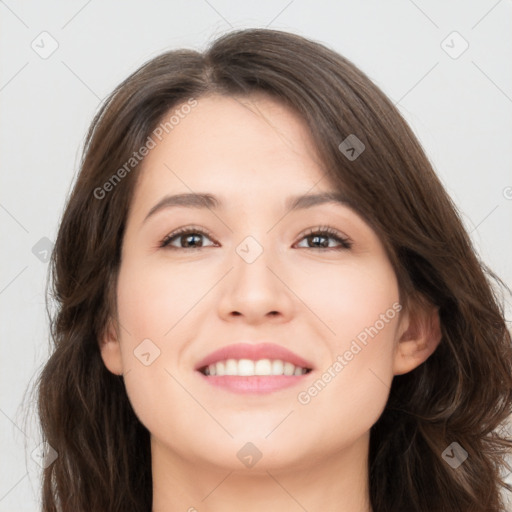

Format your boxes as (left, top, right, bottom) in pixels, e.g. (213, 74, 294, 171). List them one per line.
(158, 225, 352, 251)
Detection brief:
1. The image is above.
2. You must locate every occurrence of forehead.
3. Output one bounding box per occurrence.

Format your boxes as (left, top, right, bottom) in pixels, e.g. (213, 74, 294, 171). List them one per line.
(131, 94, 333, 211)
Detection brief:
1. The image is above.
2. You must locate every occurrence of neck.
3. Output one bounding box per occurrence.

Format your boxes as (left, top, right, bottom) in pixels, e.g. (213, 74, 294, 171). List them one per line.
(151, 433, 372, 512)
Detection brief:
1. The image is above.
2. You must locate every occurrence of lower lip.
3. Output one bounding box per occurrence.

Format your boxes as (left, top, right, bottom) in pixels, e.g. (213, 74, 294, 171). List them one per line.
(197, 372, 310, 394)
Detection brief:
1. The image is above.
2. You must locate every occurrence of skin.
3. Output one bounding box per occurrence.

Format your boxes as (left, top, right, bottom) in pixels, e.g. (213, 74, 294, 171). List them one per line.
(100, 93, 441, 512)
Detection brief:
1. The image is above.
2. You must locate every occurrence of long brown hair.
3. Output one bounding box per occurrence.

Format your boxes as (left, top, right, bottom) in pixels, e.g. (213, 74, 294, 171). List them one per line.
(36, 28, 512, 511)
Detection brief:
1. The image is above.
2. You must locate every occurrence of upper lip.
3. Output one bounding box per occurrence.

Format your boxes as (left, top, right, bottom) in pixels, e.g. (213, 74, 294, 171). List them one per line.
(194, 343, 315, 371)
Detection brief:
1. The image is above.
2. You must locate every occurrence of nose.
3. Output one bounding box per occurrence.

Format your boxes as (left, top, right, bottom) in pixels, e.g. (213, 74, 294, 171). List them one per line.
(216, 239, 295, 325)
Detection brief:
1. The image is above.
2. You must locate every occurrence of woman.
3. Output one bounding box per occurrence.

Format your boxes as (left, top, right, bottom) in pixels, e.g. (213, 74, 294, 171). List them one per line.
(36, 28, 512, 511)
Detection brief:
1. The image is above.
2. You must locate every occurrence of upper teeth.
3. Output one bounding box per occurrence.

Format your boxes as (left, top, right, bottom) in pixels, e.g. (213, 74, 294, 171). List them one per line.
(203, 359, 308, 377)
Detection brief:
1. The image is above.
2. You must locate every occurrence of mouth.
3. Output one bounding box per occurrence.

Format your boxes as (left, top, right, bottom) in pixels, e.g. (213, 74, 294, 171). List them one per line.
(194, 343, 314, 394)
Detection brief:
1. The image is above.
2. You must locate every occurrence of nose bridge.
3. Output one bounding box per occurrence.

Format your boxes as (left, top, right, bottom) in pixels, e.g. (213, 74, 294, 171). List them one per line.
(231, 231, 278, 291)
(228, 201, 277, 271)
(217, 228, 291, 321)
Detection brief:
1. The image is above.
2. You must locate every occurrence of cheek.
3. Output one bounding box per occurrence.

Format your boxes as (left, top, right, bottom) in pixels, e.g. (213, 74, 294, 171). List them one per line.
(113, 254, 217, 436)
(116, 255, 209, 340)
(296, 255, 400, 351)
(291, 258, 400, 433)
(294, 321, 398, 452)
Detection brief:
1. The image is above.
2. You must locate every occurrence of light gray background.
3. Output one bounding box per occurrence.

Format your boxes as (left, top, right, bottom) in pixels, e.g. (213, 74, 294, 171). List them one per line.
(1, 1, 511, 510)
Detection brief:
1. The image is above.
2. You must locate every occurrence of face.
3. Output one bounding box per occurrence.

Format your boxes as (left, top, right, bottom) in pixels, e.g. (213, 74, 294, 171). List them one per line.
(101, 93, 409, 472)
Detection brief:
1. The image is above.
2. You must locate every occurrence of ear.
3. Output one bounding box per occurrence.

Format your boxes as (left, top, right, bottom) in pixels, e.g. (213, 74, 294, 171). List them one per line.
(98, 316, 124, 376)
(393, 299, 442, 375)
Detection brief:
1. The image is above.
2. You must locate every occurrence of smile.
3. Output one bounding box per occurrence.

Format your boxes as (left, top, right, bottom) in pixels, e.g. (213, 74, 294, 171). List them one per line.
(195, 343, 314, 394)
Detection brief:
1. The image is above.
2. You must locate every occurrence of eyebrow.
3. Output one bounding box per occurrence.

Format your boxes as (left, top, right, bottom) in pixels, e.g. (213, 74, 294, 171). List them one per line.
(143, 191, 351, 223)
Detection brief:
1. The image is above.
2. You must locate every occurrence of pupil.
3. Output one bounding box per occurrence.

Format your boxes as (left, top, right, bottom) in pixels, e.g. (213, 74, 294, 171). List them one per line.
(311, 235, 327, 248)
(184, 234, 201, 247)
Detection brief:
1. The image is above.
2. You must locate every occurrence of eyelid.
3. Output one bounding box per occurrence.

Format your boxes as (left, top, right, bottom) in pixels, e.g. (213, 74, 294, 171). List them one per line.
(297, 225, 352, 250)
(159, 225, 218, 249)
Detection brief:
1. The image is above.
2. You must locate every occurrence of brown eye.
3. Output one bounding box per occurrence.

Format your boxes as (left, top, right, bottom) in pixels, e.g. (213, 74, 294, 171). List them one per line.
(296, 226, 352, 250)
(160, 227, 217, 250)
